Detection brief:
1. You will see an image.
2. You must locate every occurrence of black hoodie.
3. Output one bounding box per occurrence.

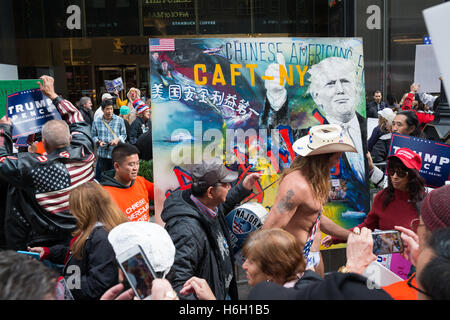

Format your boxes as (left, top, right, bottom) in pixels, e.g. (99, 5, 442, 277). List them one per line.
(161, 182, 251, 300)
(100, 169, 130, 188)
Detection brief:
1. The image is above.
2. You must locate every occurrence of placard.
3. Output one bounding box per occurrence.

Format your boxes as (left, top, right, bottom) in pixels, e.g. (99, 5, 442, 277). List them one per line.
(7, 88, 62, 138)
(0, 79, 42, 118)
(414, 45, 441, 93)
(388, 133, 450, 188)
(424, 2, 450, 100)
(104, 77, 124, 93)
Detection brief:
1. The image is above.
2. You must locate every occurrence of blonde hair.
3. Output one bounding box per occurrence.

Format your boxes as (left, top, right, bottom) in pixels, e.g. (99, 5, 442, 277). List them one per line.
(280, 154, 332, 204)
(69, 182, 128, 259)
(242, 228, 305, 284)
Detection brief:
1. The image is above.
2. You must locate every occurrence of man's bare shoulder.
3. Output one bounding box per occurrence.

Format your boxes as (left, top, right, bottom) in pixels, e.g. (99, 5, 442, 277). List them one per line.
(278, 170, 310, 194)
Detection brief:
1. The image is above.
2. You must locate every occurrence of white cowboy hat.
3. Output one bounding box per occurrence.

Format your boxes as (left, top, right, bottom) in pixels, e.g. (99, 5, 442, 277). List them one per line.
(292, 124, 357, 157)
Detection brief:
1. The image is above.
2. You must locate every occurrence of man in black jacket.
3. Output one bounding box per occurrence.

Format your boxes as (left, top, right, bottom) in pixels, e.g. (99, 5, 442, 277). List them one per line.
(367, 90, 388, 118)
(161, 158, 260, 300)
(0, 75, 95, 250)
(78, 96, 94, 125)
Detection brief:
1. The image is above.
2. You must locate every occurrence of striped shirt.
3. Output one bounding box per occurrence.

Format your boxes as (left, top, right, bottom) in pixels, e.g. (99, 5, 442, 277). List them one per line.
(190, 194, 218, 219)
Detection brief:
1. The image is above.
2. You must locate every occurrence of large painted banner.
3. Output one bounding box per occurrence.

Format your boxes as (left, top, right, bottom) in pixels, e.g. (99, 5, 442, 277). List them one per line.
(150, 38, 370, 249)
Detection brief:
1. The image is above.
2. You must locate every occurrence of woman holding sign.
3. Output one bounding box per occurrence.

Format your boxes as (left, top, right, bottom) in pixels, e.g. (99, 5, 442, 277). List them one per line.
(322, 148, 426, 247)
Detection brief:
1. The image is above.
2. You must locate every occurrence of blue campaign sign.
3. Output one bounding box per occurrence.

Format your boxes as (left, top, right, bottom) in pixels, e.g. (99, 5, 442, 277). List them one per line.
(104, 77, 124, 93)
(7, 88, 62, 139)
(388, 134, 450, 187)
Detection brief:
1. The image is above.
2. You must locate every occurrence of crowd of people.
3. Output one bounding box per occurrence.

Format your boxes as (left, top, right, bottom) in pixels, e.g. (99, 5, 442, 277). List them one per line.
(0, 75, 449, 302)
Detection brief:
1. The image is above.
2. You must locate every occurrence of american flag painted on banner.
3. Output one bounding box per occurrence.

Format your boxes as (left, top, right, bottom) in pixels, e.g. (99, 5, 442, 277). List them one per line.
(33, 153, 95, 214)
(150, 38, 175, 52)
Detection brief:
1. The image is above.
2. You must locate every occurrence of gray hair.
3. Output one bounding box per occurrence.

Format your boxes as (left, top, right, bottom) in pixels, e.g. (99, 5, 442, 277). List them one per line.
(79, 96, 91, 107)
(307, 57, 358, 99)
(41, 120, 71, 149)
(0, 250, 58, 300)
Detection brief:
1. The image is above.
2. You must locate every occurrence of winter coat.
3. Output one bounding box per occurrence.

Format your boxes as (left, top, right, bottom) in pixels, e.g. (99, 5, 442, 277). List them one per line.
(249, 272, 393, 300)
(0, 97, 95, 250)
(161, 183, 251, 300)
(46, 224, 119, 300)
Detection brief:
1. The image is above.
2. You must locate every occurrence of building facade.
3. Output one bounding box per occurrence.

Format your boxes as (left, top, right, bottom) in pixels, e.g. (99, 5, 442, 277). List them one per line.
(0, 0, 444, 107)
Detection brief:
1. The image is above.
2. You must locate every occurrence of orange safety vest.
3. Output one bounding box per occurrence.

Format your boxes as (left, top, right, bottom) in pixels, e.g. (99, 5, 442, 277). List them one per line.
(382, 273, 418, 300)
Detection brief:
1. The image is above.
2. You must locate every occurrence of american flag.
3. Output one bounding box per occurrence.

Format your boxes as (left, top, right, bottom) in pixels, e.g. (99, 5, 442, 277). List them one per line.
(150, 38, 175, 52)
(233, 219, 245, 235)
(303, 212, 321, 259)
(31, 154, 95, 214)
(33, 153, 95, 214)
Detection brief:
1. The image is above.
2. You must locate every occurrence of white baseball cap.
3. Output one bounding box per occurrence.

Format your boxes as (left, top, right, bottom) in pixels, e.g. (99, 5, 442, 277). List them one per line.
(101, 93, 114, 101)
(378, 108, 396, 125)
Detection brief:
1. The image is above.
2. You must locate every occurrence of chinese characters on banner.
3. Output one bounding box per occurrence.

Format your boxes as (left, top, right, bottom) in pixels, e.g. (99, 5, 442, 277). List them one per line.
(150, 38, 370, 249)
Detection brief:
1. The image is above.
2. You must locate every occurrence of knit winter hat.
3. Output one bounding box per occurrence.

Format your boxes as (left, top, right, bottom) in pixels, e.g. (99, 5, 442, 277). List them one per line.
(120, 105, 130, 115)
(132, 99, 149, 114)
(420, 185, 450, 232)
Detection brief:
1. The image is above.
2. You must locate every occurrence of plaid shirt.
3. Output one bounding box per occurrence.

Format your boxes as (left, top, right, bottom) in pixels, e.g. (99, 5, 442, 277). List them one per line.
(91, 114, 127, 159)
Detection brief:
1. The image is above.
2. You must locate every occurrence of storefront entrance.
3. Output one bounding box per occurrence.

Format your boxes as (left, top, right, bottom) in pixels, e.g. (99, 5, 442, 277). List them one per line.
(95, 65, 137, 104)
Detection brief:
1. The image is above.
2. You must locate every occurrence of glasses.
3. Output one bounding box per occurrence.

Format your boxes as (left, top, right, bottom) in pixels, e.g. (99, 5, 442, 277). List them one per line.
(407, 273, 434, 299)
(410, 218, 425, 234)
(387, 167, 408, 178)
(215, 182, 231, 189)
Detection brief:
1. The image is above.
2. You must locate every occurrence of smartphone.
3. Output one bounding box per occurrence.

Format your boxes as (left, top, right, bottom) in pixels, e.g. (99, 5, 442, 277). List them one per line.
(116, 245, 157, 300)
(372, 230, 404, 256)
(17, 251, 40, 260)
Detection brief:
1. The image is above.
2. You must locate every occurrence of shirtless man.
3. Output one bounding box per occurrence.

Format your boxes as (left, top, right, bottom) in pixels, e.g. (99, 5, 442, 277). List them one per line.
(263, 124, 354, 271)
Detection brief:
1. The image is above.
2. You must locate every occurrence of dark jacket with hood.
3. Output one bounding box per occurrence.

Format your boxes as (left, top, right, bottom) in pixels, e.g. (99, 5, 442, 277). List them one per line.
(161, 182, 252, 300)
(45, 224, 119, 300)
(0, 97, 95, 250)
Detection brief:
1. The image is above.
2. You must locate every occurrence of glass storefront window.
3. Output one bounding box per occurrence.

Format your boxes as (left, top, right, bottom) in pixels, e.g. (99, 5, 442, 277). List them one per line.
(197, 0, 251, 35)
(388, 0, 442, 100)
(10, 0, 443, 113)
(14, 0, 83, 39)
(86, 0, 140, 36)
(143, 0, 196, 35)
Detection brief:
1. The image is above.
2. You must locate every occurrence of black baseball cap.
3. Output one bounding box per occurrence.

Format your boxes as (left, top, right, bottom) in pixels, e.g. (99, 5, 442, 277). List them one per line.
(191, 158, 238, 187)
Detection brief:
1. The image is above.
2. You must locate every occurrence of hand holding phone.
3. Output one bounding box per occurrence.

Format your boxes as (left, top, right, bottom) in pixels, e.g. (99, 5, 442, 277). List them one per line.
(116, 245, 157, 300)
(17, 250, 41, 260)
(372, 230, 404, 256)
